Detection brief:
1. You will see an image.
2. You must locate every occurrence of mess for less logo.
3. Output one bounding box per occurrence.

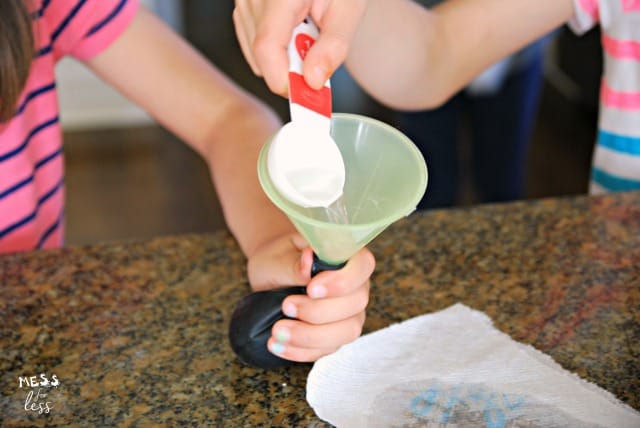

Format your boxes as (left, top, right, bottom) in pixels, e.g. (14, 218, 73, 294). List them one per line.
(18, 374, 60, 414)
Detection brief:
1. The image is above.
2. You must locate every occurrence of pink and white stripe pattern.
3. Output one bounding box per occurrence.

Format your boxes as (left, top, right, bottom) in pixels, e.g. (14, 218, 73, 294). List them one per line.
(570, 0, 640, 193)
(0, 0, 138, 253)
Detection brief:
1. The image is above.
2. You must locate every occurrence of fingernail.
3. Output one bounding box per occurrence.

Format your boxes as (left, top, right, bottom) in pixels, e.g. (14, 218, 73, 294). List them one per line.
(270, 342, 285, 355)
(308, 284, 327, 299)
(282, 301, 297, 318)
(299, 252, 306, 274)
(310, 65, 327, 87)
(275, 328, 290, 343)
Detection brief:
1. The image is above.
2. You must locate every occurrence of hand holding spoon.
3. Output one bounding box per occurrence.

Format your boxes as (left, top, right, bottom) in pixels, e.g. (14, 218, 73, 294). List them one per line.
(267, 18, 345, 208)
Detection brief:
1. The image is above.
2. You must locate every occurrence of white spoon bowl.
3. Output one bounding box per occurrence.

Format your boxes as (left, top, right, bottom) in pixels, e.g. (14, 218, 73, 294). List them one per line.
(267, 121, 345, 208)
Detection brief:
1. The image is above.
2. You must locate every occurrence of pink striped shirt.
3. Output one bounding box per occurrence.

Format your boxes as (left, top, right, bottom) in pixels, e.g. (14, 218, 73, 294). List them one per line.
(570, 0, 640, 193)
(0, 0, 138, 253)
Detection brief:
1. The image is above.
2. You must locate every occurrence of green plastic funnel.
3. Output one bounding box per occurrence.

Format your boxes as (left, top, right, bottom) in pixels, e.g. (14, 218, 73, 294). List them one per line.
(258, 113, 428, 265)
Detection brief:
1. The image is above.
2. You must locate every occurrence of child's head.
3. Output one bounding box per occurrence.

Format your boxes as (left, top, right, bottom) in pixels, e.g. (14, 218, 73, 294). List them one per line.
(0, 1, 35, 122)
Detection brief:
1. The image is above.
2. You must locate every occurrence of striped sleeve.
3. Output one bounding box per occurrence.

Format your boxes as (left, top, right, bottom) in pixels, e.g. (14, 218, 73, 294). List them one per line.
(569, 0, 600, 34)
(71, 0, 139, 60)
(46, 0, 139, 61)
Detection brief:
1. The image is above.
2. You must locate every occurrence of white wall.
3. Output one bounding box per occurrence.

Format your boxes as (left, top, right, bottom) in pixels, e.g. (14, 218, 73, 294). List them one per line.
(56, 0, 183, 131)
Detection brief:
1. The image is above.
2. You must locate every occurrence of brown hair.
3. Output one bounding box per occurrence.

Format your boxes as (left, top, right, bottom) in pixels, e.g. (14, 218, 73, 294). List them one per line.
(0, 1, 35, 122)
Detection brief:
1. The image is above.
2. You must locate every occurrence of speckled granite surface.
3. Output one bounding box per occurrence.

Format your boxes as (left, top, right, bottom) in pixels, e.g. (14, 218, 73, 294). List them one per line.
(1, 192, 638, 427)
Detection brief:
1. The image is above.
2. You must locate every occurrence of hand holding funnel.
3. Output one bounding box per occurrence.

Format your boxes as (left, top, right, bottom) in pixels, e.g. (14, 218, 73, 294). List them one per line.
(229, 114, 428, 369)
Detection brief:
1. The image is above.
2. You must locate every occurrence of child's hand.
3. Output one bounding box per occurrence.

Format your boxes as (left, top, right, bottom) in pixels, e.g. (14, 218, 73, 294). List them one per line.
(233, 0, 367, 96)
(247, 232, 375, 362)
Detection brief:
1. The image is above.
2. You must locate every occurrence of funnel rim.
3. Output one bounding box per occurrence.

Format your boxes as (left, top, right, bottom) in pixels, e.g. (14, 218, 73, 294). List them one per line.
(258, 113, 428, 231)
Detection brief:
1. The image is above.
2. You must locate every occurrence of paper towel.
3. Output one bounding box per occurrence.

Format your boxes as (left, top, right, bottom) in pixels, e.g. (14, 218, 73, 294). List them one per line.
(307, 303, 640, 427)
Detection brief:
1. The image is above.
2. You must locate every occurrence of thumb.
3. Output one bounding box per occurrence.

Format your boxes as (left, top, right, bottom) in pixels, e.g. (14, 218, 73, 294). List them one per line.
(247, 234, 313, 291)
(290, 234, 315, 283)
(303, 2, 365, 88)
(302, 32, 348, 89)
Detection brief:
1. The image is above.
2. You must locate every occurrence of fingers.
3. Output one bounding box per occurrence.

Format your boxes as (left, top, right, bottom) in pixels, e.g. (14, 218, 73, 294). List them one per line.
(234, 0, 311, 96)
(246, 233, 312, 292)
(253, 2, 308, 96)
(232, 6, 260, 76)
(304, 0, 367, 88)
(306, 247, 376, 300)
(266, 247, 375, 362)
(268, 311, 366, 362)
(233, 0, 367, 95)
(247, 233, 376, 363)
(286, 247, 375, 327)
(281, 278, 370, 325)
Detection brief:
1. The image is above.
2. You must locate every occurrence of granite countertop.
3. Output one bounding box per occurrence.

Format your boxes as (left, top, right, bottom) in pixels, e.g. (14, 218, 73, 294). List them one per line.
(1, 191, 639, 426)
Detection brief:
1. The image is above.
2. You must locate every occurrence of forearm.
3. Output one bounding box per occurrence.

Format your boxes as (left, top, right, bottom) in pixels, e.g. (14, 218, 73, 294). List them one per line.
(87, 7, 294, 258)
(346, 0, 575, 110)
(345, 0, 440, 109)
(138, 43, 296, 258)
(201, 95, 295, 258)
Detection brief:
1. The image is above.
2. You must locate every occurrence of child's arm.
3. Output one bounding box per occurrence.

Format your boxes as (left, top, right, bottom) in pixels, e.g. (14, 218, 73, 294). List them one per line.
(233, 0, 575, 108)
(84, 6, 374, 363)
(85, 7, 286, 258)
(346, 0, 575, 110)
